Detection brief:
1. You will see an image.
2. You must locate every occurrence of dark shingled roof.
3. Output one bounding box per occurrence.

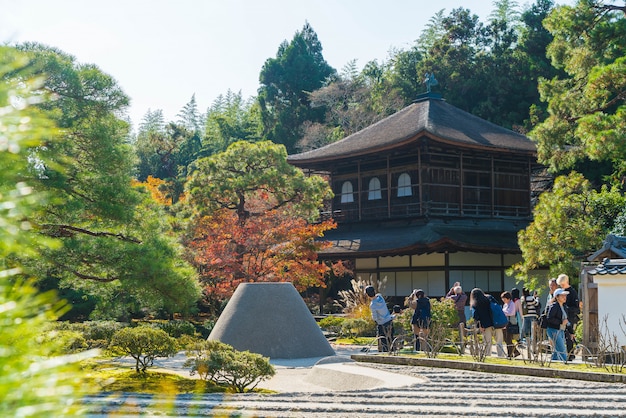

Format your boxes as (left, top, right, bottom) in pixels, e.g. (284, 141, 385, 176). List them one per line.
(587, 234, 626, 262)
(319, 218, 525, 257)
(588, 258, 626, 275)
(288, 95, 537, 165)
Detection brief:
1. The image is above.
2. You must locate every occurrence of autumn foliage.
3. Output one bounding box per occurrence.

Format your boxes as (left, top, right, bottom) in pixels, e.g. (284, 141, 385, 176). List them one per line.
(183, 141, 341, 298)
(189, 199, 336, 298)
(132, 175, 185, 205)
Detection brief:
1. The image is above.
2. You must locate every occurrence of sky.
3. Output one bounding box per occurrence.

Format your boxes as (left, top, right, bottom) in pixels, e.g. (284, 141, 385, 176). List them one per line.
(1, 0, 564, 131)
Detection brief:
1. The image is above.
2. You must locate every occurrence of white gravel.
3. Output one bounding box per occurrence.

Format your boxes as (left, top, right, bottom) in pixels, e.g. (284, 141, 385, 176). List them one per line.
(85, 345, 626, 417)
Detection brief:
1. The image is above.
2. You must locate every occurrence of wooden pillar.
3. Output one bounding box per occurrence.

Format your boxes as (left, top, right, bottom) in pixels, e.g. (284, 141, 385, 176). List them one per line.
(445, 251, 450, 292)
(581, 265, 598, 351)
(500, 254, 505, 291)
(526, 159, 533, 214)
(491, 156, 495, 216)
(387, 155, 391, 218)
(418, 147, 423, 216)
(329, 171, 335, 218)
(459, 153, 465, 216)
(357, 161, 362, 221)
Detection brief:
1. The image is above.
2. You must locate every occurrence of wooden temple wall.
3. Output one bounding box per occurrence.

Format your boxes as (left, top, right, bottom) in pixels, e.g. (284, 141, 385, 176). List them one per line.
(326, 146, 533, 224)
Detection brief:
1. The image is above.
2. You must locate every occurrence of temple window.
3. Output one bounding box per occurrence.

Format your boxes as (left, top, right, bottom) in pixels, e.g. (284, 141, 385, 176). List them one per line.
(397, 173, 412, 197)
(368, 177, 382, 200)
(340, 181, 354, 203)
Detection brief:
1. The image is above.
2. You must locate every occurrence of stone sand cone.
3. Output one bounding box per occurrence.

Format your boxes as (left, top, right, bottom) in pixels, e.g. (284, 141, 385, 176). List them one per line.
(208, 282, 335, 359)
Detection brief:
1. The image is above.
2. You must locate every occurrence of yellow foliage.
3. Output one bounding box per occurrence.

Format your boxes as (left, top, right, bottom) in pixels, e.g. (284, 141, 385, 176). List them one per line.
(350, 304, 372, 321)
(133, 176, 171, 205)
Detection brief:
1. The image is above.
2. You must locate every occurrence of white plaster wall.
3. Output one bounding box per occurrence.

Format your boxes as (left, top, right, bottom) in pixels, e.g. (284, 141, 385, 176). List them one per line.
(449, 252, 500, 266)
(593, 275, 626, 348)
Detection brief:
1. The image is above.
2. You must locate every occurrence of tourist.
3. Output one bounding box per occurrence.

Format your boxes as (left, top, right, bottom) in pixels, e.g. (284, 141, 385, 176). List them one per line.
(408, 289, 431, 351)
(501, 291, 521, 358)
(511, 288, 523, 328)
(365, 285, 395, 352)
(446, 282, 467, 326)
(557, 274, 580, 360)
(545, 288, 570, 362)
(470, 288, 505, 357)
(520, 288, 540, 343)
(545, 278, 558, 309)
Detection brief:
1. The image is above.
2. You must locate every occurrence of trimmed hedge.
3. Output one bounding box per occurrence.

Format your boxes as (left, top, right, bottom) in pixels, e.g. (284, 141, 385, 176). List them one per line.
(184, 340, 275, 392)
(109, 326, 178, 373)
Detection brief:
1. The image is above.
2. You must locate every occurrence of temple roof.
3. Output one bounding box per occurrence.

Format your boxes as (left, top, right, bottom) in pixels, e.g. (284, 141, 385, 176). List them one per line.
(319, 218, 525, 258)
(288, 95, 537, 166)
(587, 234, 626, 262)
(587, 258, 626, 275)
(586, 235, 626, 275)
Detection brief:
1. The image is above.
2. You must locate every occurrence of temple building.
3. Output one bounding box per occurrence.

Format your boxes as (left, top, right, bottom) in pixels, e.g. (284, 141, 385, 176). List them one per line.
(288, 93, 546, 301)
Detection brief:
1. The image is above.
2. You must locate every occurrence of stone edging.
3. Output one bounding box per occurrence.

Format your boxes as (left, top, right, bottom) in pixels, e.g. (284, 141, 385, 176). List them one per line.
(351, 354, 626, 384)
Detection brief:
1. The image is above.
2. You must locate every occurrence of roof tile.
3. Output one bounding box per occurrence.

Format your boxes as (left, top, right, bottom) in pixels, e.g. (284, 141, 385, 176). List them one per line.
(288, 96, 536, 165)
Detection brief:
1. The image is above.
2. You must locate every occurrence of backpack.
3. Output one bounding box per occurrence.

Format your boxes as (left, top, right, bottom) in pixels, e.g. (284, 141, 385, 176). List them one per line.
(489, 297, 508, 329)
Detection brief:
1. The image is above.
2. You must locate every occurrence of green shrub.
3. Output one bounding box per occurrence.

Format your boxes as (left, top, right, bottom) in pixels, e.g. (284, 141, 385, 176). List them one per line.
(184, 341, 275, 392)
(341, 318, 372, 339)
(183, 340, 237, 382)
(318, 316, 345, 335)
(87, 339, 110, 349)
(56, 330, 88, 353)
(82, 320, 127, 342)
(426, 298, 458, 357)
(212, 349, 275, 393)
(176, 334, 205, 351)
(109, 326, 178, 373)
(395, 308, 414, 334)
(46, 321, 84, 333)
(45, 320, 127, 349)
(156, 320, 197, 338)
(440, 344, 461, 353)
(431, 297, 458, 330)
(40, 328, 88, 354)
(196, 319, 215, 339)
(575, 319, 584, 343)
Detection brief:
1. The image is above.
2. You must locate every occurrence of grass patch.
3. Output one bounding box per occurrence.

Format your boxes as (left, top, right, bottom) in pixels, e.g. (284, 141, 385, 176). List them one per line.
(80, 357, 271, 394)
(81, 360, 222, 394)
(334, 337, 376, 345)
(101, 370, 224, 394)
(389, 350, 626, 374)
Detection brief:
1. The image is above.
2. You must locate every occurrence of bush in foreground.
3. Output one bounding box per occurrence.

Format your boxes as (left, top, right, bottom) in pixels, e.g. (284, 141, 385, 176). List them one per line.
(109, 326, 178, 372)
(184, 340, 275, 392)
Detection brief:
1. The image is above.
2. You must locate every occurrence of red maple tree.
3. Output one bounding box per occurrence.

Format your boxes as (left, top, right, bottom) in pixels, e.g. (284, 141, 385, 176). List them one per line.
(184, 141, 349, 300)
(188, 193, 339, 298)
